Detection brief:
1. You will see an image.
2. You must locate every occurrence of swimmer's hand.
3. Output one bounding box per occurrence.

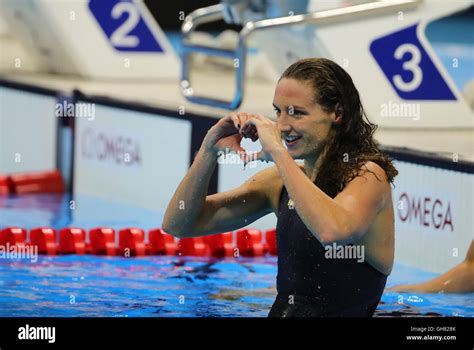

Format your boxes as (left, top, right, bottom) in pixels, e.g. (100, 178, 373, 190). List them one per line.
(203, 112, 285, 165)
(203, 113, 248, 157)
(239, 113, 286, 164)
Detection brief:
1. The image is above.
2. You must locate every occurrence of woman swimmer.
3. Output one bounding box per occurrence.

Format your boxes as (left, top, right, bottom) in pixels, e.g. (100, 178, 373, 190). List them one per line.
(163, 58, 398, 317)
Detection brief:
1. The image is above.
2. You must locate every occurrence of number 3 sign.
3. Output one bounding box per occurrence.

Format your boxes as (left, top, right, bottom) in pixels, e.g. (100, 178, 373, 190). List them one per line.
(370, 24, 455, 100)
(88, 0, 164, 52)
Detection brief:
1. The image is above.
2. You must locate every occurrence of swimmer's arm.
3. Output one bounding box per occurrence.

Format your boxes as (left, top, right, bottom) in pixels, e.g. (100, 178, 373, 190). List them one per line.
(163, 156, 276, 237)
(188, 167, 278, 236)
(271, 149, 386, 245)
(390, 260, 474, 293)
(162, 146, 219, 237)
(390, 240, 474, 293)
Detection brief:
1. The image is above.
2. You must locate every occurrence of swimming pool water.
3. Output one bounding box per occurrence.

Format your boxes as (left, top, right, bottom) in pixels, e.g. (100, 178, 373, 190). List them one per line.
(0, 255, 472, 317)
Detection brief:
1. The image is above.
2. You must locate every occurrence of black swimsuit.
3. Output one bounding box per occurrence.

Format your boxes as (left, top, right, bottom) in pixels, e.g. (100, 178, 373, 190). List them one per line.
(268, 185, 387, 317)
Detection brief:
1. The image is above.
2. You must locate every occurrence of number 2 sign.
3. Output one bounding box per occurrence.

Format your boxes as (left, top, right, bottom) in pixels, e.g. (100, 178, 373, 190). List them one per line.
(88, 0, 164, 52)
(370, 24, 455, 100)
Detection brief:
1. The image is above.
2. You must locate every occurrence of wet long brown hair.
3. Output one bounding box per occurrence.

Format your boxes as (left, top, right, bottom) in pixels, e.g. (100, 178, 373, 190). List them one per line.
(280, 58, 398, 198)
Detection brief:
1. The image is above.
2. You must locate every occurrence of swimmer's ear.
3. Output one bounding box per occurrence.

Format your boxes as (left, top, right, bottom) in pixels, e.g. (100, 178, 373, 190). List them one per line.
(332, 103, 343, 124)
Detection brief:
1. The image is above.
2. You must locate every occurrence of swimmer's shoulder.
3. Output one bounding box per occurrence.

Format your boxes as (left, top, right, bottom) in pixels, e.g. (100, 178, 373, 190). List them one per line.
(361, 160, 392, 209)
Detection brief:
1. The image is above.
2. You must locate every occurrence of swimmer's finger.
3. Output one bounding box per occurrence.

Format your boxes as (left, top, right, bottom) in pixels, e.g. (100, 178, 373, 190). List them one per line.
(241, 124, 258, 140)
(230, 147, 247, 161)
(244, 125, 260, 142)
(229, 113, 241, 130)
(240, 119, 260, 137)
(244, 123, 257, 134)
(237, 112, 254, 134)
(236, 112, 249, 122)
(229, 137, 246, 155)
(241, 118, 259, 128)
(236, 112, 251, 128)
(239, 151, 247, 164)
(243, 132, 259, 142)
(240, 123, 250, 136)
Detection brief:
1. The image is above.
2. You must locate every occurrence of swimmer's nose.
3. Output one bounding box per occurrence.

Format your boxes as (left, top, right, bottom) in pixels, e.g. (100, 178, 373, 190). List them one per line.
(277, 115, 292, 133)
(278, 123, 291, 137)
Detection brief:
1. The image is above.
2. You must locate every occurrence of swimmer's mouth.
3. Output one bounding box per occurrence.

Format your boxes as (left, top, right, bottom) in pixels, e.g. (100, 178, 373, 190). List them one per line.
(285, 135, 302, 147)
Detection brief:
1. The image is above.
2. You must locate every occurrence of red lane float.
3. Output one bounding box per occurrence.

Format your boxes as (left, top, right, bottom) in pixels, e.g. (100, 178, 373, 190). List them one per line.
(204, 232, 234, 257)
(0, 226, 277, 257)
(148, 229, 177, 255)
(265, 229, 277, 256)
(0, 175, 11, 195)
(9, 170, 64, 194)
(236, 229, 264, 257)
(89, 228, 116, 256)
(177, 237, 209, 256)
(0, 227, 27, 246)
(59, 228, 86, 255)
(119, 228, 146, 256)
(30, 227, 57, 255)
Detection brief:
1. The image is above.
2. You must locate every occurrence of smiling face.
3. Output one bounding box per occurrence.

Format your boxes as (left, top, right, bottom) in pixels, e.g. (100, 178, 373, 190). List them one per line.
(273, 78, 338, 160)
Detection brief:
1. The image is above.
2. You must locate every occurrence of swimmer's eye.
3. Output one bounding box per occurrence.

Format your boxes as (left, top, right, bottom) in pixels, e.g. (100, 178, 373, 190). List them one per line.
(273, 106, 306, 117)
(290, 109, 306, 116)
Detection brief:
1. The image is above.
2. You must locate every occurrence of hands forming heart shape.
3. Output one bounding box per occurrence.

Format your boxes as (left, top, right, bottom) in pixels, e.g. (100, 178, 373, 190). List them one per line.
(204, 112, 285, 166)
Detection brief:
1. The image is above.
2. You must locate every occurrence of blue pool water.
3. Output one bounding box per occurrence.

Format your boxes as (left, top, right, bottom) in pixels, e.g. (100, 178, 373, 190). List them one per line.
(0, 255, 473, 317)
(0, 194, 473, 317)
